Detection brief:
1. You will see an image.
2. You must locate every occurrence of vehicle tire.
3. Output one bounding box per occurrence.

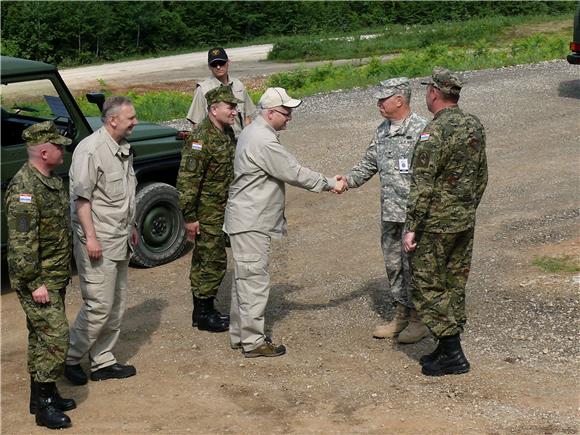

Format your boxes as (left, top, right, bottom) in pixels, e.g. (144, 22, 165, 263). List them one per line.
(131, 182, 188, 268)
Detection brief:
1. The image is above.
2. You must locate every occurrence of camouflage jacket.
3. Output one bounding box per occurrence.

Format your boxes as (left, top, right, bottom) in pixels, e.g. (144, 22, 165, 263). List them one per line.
(346, 112, 428, 222)
(6, 162, 71, 292)
(176, 117, 236, 232)
(405, 107, 488, 233)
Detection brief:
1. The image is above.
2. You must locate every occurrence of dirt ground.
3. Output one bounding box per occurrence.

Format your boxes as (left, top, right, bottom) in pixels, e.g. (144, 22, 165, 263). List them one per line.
(2, 60, 579, 434)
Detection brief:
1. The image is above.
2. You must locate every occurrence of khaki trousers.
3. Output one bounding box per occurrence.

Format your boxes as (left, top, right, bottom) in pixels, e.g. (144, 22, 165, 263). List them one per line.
(67, 237, 129, 371)
(229, 231, 271, 351)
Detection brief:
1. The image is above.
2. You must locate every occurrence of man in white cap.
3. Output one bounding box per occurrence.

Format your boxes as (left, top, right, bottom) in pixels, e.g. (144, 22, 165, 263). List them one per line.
(224, 87, 346, 358)
(340, 78, 429, 344)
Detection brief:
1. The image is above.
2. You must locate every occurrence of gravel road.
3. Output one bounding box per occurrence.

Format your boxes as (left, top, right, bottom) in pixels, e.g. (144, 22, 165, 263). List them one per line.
(2, 60, 579, 434)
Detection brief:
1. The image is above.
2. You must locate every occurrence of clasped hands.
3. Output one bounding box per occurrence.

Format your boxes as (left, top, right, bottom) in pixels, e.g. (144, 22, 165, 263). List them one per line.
(330, 175, 349, 194)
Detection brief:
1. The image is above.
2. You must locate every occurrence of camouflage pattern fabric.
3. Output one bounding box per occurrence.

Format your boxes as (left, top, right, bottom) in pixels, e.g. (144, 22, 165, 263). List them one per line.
(17, 288, 69, 382)
(346, 112, 428, 222)
(176, 117, 236, 297)
(189, 227, 227, 298)
(410, 228, 474, 338)
(405, 107, 488, 233)
(381, 221, 412, 307)
(6, 162, 71, 292)
(5, 162, 71, 382)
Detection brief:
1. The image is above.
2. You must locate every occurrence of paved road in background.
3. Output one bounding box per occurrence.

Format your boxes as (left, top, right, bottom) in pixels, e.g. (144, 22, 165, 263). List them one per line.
(59, 43, 394, 90)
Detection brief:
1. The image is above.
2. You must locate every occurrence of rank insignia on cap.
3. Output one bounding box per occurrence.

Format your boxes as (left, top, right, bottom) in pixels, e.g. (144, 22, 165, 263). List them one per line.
(420, 133, 430, 141)
(211, 49, 220, 55)
(19, 194, 32, 203)
(191, 143, 203, 151)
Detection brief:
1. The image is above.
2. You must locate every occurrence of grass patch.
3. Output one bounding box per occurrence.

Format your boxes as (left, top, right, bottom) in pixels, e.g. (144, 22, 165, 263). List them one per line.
(265, 32, 570, 97)
(268, 14, 571, 62)
(532, 255, 580, 273)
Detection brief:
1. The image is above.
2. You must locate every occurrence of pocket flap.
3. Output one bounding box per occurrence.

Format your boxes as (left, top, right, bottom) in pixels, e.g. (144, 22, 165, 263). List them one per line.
(82, 274, 104, 284)
(237, 254, 261, 263)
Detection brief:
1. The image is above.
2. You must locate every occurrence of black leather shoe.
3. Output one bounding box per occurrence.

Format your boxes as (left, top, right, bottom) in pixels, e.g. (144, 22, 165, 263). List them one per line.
(64, 364, 88, 385)
(197, 312, 229, 332)
(30, 378, 76, 414)
(422, 335, 470, 376)
(90, 363, 136, 381)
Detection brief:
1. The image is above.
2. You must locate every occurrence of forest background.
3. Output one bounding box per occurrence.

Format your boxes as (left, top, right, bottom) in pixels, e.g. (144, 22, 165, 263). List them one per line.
(1, 0, 576, 66)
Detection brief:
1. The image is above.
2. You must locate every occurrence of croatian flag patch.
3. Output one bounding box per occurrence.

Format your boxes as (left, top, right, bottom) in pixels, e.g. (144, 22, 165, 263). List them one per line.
(420, 133, 430, 141)
(191, 142, 203, 151)
(19, 194, 32, 203)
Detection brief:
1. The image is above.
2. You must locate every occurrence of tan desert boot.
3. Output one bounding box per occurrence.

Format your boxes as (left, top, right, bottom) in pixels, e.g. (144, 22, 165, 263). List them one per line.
(397, 309, 430, 343)
(373, 303, 410, 338)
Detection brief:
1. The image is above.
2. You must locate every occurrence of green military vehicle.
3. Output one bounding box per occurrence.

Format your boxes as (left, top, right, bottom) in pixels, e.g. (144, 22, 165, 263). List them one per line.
(1, 56, 188, 268)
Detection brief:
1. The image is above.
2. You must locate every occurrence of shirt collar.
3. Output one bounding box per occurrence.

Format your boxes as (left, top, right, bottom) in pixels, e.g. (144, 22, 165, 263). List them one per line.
(101, 127, 131, 157)
(208, 75, 233, 87)
(256, 115, 280, 138)
(28, 161, 62, 190)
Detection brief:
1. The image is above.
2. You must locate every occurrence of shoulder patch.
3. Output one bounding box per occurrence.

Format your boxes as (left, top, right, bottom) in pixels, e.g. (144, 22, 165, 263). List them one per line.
(19, 194, 32, 203)
(16, 213, 31, 232)
(191, 142, 203, 151)
(420, 133, 430, 141)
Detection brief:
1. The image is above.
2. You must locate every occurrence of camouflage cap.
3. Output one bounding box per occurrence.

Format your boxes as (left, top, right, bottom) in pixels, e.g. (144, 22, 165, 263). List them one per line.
(22, 121, 72, 147)
(374, 77, 411, 99)
(205, 85, 243, 106)
(421, 67, 463, 96)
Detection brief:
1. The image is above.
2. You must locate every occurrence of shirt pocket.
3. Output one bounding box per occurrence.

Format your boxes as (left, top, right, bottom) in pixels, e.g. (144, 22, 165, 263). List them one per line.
(105, 171, 125, 200)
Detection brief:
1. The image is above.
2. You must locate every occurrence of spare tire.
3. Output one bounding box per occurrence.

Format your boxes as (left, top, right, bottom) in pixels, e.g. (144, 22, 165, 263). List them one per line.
(131, 182, 188, 268)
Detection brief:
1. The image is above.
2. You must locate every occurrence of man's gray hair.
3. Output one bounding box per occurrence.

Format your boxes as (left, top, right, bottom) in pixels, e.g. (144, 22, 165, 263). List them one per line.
(101, 96, 133, 122)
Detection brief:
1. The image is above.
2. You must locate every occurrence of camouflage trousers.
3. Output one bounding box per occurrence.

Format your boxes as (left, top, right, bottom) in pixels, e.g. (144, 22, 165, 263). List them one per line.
(410, 228, 474, 339)
(16, 288, 69, 383)
(190, 225, 227, 298)
(381, 221, 412, 307)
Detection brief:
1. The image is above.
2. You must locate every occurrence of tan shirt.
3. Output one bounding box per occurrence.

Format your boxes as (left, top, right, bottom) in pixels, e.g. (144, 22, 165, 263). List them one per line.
(69, 127, 137, 260)
(186, 75, 257, 137)
(223, 116, 335, 238)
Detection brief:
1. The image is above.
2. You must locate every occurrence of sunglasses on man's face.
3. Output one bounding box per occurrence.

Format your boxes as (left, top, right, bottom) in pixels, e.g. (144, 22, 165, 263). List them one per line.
(210, 60, 227, 68)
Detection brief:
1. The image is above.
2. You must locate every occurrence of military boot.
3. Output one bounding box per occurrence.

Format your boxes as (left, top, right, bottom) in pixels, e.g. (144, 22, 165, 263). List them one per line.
(30, 377, 76, 414)
(421, 334, 470, 376)
(419, 342, 442, 366)
(192, 296, 228, 332)
(372, 303, 410, 338)
(35, 382, 71, 429)
(397, 309, 430, 344)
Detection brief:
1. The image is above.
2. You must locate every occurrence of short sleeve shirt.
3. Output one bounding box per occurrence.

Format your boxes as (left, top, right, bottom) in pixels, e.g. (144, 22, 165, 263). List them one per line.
(186, 76, 257, 137)
(69, 127, 137, 260)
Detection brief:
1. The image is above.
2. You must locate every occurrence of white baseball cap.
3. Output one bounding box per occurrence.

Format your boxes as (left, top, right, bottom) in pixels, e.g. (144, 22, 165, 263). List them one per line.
(259, 87, 302, 109)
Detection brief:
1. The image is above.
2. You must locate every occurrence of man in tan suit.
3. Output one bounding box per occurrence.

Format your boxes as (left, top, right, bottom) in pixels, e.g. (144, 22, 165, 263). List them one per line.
(223, 87, 347, 358)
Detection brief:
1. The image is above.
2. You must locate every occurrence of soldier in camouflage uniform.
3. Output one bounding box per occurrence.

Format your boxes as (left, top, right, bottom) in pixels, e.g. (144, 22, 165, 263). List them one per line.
(177, 86, 242, 333)
(6, 121, 76, 429)
(403, 68, 488, 376)
(344, 78, 429, 344)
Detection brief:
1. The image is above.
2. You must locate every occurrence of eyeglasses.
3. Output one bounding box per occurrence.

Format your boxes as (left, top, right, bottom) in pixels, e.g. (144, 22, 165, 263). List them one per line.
(271, 109, 292, 118)
(210, 60, 227, 68)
